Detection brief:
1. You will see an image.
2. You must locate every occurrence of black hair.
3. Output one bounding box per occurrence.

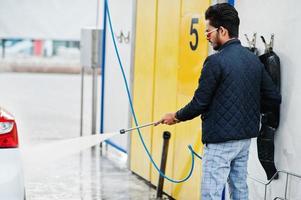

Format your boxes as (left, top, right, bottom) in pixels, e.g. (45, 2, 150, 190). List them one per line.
(205, 3, 240, 38)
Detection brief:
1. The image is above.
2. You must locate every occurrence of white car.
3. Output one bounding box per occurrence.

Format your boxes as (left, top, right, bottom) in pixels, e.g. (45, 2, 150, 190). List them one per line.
(0, 108, 25, 200)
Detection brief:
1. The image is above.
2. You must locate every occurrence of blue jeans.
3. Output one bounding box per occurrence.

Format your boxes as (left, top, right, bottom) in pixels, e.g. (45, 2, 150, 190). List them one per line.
(201, 139, 251, 200)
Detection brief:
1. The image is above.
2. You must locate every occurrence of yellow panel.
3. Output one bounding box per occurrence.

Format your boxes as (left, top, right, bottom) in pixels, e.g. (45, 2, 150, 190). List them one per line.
(150, 0, 181, 195)
(172, 0, 210, 199)
(130, 0, 157, 180)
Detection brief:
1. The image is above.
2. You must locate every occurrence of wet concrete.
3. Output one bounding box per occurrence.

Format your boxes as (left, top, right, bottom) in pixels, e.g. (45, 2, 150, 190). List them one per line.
(25, 147, 157, 200)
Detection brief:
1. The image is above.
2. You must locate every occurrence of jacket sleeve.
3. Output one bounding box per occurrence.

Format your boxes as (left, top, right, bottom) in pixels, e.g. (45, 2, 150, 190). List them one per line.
(261, 65, 282, 105)
(175, 56, 221, 121)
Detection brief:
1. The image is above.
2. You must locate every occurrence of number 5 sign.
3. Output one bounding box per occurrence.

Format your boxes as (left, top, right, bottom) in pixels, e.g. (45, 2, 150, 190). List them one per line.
(190, 17, 199, 51)
(180, 14, 207, 68)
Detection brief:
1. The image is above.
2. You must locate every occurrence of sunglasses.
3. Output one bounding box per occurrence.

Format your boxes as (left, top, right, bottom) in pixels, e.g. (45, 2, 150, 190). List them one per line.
(204, 28, 219, 38)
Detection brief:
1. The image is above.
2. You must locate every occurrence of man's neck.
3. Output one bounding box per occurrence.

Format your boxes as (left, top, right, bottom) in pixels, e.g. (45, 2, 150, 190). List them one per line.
(221, 37, 236, 46)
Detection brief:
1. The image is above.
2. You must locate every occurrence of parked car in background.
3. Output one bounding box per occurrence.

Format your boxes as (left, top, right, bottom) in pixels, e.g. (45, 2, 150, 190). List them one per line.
(0, 107, 25, 200)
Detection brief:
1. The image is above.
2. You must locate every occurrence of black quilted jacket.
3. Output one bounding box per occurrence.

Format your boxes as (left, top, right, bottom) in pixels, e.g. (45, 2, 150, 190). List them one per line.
(176, 39, 281, 144)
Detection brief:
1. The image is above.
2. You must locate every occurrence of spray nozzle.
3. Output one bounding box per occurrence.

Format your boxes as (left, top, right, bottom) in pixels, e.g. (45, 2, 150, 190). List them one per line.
(119, 122, 156, 134)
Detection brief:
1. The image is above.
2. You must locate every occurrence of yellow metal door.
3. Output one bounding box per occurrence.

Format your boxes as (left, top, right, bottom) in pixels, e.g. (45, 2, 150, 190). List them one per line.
(150, 0, 181, 195)
(130, 0, 158, 180)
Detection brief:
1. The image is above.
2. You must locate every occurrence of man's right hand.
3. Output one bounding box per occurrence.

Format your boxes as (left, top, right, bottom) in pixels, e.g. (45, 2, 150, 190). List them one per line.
(155, 112, 180, 126)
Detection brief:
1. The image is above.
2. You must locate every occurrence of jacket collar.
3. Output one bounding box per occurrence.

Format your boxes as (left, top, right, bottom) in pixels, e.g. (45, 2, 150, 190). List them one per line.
(218, 38, 241, 51)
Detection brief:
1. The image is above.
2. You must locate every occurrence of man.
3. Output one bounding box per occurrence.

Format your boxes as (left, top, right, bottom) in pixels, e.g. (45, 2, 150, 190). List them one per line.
(156, 3, 281, 200)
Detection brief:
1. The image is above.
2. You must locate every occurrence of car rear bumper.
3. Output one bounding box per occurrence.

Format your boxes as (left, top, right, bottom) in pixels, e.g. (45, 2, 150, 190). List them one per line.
(0, 148, 25, 200)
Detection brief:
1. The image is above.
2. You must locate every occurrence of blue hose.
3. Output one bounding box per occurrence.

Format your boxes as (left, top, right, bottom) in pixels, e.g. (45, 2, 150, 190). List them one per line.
(104, 0, 204, 183)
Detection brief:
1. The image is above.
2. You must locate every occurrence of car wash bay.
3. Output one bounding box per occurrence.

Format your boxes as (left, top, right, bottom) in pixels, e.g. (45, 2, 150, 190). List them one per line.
(2, 0, 301, 199)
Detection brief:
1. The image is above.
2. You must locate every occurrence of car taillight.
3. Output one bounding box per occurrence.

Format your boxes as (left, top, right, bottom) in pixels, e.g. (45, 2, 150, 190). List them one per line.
(0, 122, 19, 148)
(0, 122, 14, 134)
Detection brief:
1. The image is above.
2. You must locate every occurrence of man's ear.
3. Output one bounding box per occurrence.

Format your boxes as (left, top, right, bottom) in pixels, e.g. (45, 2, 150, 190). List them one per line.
(219, 26, 228, 37)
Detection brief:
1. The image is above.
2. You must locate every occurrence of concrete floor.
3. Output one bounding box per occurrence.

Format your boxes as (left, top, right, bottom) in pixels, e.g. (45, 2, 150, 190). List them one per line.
(0, 73, 169, 200)
(25, 145, 159, 200)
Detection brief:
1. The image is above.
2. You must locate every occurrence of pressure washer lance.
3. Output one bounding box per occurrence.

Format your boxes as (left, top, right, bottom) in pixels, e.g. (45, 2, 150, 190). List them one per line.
(120, 122, 157, 134)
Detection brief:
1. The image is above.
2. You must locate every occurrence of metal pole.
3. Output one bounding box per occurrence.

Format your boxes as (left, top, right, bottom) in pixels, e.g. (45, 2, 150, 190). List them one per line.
(80, 67, 85, 137)
(156, 131, 171, 199)
(1, 39, 5, 59)
(91, 67, 98, 135)
(284, 173, 289, 199)
(100, 0, 107, 135)
(264, 185, 267, 200)
(100, 0, 108, 154)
